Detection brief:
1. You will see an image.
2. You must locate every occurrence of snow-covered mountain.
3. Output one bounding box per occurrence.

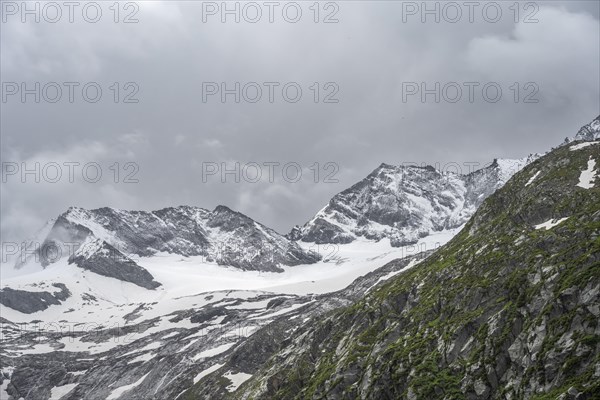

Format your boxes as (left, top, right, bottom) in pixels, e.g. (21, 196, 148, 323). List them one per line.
(288, 115, 600, 248)
(1, 116, 598, 400)
(571, 114, 600, 142)
(15, 205, 322, 280)
(288, 155, 539, 247)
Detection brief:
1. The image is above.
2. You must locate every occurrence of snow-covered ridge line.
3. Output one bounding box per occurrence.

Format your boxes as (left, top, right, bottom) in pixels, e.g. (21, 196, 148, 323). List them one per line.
(290, 116, 600, 248)
(289, 154, 539, 247)
(12, 204, 321, 276)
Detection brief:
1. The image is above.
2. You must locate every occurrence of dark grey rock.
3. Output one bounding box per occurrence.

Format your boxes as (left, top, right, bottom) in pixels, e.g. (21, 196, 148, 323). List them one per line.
(0, 283, 71, 314)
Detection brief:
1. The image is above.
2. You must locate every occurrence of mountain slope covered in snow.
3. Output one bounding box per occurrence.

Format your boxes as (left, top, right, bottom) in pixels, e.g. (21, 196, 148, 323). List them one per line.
(289, 156, 538, 247)
(14, 205, 322, 278)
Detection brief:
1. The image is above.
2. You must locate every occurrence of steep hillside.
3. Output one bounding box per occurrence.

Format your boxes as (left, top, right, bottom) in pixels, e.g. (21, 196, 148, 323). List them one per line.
(195, 139, 599, 399)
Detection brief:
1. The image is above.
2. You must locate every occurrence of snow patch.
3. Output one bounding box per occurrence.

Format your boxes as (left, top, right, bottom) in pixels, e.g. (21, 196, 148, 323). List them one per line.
(193, 363, 224, 384)
(192, 343, 235, 361)
(127, 352, 155, 364)
(106, 372, 150, 400)
(367, 259, 419, 292)
(119, 342, 161, 357)
(49, 383, 78, 400)
(525, 171, 540, 187)
(534, 218, 569, 230)
(160, 331, 179, 340)
(570, 141, 599, 151)
(250, 300, 315, 320)
(0, 380, 10, 400)
(576, 157, 597, 189)
(223, 371, 253, 392)
(15, 342, 56, 355)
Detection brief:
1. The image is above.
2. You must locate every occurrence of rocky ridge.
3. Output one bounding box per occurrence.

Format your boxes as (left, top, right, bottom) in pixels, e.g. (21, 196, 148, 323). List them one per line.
(289, 156, 538, 248)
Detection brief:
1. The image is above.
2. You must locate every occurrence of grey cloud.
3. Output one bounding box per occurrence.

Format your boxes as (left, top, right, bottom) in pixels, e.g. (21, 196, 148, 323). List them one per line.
(1, 0, 599, 244)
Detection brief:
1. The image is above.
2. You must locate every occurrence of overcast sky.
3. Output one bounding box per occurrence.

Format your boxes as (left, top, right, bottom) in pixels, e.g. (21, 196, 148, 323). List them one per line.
(1, 0, 599, 243)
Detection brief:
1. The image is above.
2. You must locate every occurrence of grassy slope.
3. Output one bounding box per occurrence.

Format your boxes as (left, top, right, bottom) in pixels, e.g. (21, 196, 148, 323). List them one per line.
(187, 142, 600, 399)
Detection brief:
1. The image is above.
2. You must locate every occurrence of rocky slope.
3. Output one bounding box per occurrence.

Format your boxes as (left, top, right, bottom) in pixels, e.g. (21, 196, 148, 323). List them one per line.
(288, 156, 538, 247)
(203, 135, 599, 399)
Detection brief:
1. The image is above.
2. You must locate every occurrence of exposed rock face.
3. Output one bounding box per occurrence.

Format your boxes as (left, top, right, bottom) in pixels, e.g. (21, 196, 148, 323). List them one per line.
(290, 156, 538, 247)
(0, 284, 71, 314)
(192, 135, 599, 399)
(572, 115, 600, 142)
(68, 238, 161, 290)
(16, 204, 321, 275)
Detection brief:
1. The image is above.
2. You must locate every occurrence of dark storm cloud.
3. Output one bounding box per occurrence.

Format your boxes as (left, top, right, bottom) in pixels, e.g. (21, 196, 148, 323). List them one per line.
(1, 0, 599, 244)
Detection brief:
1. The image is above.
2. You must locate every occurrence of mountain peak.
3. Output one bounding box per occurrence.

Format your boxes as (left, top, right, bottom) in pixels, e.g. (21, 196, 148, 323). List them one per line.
(291, 155, 534, 247)
(570, 115, 600, 143)
(16, 204, 321, 274)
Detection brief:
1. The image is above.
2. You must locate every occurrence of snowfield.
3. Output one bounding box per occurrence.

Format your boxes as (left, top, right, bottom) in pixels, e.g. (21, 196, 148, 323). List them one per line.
(0, 227, 461, 359)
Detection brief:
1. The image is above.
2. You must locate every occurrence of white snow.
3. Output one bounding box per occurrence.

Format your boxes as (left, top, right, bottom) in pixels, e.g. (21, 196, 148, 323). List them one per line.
(250, 300, 315, 320)
(0, 225, 461, 361)
(1, 227, 459, 332)
(570, 141, 599, 151)
(49, 383, 78, 400)
(576, 157, 597, 189)
(193, 363, 224, 384)
(106, 372, 150, 400)
(160, 331, 180, 340)
(12, 342, 57, 355)
(496, 157, 532, 185)
(192, 343, 235, 361)
(223, 371, 253, 392)
(56, 336, 126, 355)
(0, 380, 10, 400)
(525, 171, 541, 187)
(534, 218, 569, 230)
(119, 342, 161, 357)
(127, 352, 155, 364)
(366, 259, 419, 292)
(178, 338, 200, 352)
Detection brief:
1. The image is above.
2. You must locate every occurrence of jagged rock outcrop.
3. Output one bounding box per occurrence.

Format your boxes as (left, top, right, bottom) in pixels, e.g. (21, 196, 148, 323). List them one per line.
(290, 156, 538, 247)
(572, 115, 600, 142)
(68, 238, 161, 290)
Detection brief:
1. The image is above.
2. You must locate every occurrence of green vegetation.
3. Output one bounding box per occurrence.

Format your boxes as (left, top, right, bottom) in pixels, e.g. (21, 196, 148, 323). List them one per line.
(184, 143, 600, 399)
